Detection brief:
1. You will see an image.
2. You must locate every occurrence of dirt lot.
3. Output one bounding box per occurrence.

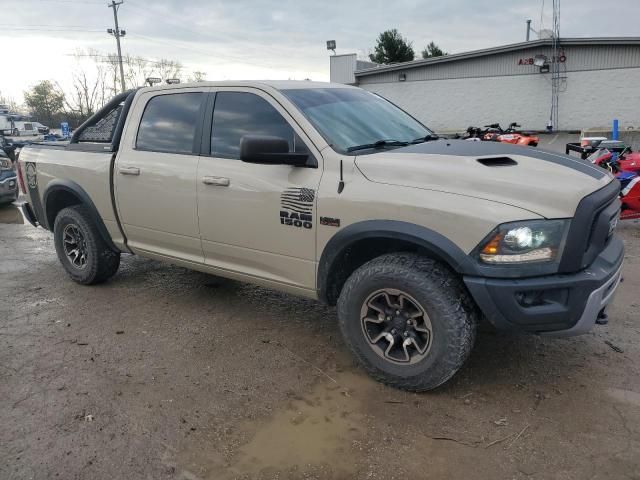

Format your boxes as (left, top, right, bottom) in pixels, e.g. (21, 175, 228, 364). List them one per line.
(2, 134, 640, 479)
(1, 210, 639, 480)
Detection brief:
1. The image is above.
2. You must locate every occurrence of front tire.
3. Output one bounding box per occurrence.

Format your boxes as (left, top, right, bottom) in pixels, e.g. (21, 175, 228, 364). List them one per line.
(53, 205, 120, 285)
(337, 253, 477, 392)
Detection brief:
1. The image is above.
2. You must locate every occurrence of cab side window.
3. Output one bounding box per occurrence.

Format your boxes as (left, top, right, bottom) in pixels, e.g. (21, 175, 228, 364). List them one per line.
(211, 91, 308, 159)
(136, 92, 204, 154)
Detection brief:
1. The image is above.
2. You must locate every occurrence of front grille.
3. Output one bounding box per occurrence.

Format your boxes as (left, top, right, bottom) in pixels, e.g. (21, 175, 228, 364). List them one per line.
(559, 180, 621, 273)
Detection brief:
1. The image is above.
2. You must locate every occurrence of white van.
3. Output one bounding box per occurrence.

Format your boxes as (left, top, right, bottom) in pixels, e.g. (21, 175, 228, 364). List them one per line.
(13, 121, 39, 137)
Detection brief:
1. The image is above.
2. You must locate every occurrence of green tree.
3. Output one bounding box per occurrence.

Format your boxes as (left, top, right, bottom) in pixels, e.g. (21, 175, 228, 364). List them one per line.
(369, 29, 415, 64)
(24, 81, 65, 125)
(421, 41, 447, 59)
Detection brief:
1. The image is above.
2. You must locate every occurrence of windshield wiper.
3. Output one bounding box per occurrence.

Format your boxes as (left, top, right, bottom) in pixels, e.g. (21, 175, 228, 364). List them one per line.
(410, 133, 440, 144)
(347, 139, 409, 152)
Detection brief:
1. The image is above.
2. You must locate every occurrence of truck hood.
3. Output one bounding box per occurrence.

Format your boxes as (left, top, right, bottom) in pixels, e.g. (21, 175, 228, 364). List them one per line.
(354, 140, 613, 218)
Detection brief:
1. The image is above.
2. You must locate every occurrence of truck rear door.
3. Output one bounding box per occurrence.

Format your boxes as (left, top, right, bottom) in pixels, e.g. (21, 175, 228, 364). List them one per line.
(114, 87, 208, 263)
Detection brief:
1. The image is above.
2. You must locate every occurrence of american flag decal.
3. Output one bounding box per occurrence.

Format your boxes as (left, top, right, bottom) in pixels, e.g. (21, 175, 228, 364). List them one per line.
(280, 187, 315, 214)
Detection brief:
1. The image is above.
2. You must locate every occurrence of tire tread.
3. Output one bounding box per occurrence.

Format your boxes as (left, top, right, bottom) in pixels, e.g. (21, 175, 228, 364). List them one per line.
(53, 205, 120, 285)
(337, 253, 477, 392)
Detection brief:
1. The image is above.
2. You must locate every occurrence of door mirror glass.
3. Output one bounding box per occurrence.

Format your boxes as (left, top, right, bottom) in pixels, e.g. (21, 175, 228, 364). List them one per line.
(240, 135, 309, 166)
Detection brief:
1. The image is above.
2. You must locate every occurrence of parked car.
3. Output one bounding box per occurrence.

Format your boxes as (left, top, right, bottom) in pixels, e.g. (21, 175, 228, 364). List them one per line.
(0, 114, 14, 136)
(12, 121, 39, 137)
(32, 122, 50, 134)
(1, 134, 17, 163)
(0, 151, 18, 205)
(17, 81, 623, 391)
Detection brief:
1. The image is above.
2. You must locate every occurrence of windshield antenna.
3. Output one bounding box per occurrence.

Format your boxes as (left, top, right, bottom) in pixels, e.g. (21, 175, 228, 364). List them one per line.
(338, 160, 345, 194)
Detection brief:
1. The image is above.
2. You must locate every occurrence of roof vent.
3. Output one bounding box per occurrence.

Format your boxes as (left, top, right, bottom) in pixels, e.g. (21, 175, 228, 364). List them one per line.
(477, 156, 517, 167)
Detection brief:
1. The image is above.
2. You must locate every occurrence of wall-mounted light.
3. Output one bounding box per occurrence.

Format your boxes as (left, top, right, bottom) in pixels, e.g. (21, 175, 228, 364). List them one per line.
(539, 64, 550, 73)
(399, 73, 407, 82)
(533, 54, 547, 67)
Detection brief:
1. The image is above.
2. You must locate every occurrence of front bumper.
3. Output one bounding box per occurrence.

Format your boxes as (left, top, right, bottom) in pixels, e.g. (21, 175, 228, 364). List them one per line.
(464, 235, 624, 336)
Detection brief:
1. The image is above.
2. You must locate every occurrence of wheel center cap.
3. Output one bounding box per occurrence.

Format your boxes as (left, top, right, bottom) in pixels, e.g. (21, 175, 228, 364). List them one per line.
(392, 315, 406, 329)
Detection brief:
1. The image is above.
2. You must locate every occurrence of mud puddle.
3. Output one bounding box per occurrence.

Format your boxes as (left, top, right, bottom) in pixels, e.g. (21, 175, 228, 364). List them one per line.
(230, 371, 369, 477)
(607, 387, 640, 407)
(177, 367, 375, 479)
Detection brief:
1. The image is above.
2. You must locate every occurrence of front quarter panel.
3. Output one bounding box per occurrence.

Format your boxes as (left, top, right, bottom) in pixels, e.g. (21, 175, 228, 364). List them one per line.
(316, 154, 543, 267)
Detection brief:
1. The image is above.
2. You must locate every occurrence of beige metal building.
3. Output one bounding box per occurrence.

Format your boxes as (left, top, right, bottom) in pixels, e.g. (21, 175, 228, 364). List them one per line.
(330, 38, 640, 132)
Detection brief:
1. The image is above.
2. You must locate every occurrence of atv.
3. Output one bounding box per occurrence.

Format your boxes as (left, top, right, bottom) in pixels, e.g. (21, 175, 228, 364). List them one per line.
(482, 122, 539, 147)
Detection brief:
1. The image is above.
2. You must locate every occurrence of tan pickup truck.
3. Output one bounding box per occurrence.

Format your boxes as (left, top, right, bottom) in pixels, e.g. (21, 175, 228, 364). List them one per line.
(17, 81, 623, 391)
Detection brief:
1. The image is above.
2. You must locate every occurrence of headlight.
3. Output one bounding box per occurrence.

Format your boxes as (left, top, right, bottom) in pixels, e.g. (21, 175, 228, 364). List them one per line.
(0, 158, 11, 170)
(477, 219, 569, 264)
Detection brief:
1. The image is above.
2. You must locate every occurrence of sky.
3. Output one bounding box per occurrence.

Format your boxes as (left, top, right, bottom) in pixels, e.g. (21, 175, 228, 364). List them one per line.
(1, 0, 638, 106)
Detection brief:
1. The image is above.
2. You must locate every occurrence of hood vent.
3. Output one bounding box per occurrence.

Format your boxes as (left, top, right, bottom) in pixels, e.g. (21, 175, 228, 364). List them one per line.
(477, 156, 517, 167)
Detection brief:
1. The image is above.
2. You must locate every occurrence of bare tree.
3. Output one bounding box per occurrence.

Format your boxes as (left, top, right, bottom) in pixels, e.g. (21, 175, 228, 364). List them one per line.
(188, 71, 207, 82)
(155, 58, 183, 82)
(0, 91, 23, 113)
(58, 54, 109, 123)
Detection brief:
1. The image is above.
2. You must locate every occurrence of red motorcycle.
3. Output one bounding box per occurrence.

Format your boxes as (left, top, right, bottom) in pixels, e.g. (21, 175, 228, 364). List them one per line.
(588, 142, 640, 175)
(587, 146, 640, 220)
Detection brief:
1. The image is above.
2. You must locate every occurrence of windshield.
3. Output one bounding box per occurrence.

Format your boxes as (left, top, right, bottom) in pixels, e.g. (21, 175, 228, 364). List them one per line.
(586, 148, 609, 163)
(283, 88, 432, 154)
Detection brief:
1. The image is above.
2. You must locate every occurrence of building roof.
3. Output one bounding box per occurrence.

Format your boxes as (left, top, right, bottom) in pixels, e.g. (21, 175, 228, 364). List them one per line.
(355, 37, 640, 77)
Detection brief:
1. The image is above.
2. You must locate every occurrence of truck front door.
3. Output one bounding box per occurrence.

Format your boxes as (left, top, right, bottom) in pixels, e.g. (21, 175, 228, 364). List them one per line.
(114, 88, 207, 263)
(196, 89, 322, 293)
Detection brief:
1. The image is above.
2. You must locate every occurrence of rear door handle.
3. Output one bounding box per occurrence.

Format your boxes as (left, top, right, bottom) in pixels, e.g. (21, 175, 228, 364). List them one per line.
(202, 176, 230, 187)
(118, 166, 140, 176)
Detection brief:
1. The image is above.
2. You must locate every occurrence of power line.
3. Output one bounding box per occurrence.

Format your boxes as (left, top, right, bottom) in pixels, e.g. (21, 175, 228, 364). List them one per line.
(67, 52, 185, 67)
(129, 33, 287, 71)
(0, 27, 104, 32)
(10, 0, 104, 4)
(0, 24, 103, 28)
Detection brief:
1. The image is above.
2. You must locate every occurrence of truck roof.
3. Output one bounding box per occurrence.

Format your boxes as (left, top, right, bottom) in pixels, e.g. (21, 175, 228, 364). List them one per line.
(137, 79, 355, 94)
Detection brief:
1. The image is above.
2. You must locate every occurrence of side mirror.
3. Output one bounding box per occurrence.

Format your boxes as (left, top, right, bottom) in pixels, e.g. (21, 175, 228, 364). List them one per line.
(240, 135, 309, 166)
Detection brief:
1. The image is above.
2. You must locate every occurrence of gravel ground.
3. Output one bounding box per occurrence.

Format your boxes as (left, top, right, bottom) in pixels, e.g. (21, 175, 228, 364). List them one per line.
(1, 135, 639, 479)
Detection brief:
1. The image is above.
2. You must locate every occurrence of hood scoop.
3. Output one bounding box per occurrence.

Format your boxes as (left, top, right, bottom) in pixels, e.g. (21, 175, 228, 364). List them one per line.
(476, 156, 517, 167)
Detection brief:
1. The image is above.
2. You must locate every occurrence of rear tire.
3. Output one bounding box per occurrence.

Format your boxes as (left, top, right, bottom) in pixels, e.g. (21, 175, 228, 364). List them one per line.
(53, 205, 120, 285)
(337, 253, 477, 391)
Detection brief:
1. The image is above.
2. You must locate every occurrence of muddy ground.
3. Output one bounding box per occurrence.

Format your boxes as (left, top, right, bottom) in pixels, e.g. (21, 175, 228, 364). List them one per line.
(1, 209, 639, 480)
(2, 132, 640, 479)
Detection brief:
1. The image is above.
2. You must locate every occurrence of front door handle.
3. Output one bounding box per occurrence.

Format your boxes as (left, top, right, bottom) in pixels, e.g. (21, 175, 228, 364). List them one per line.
(202, 176, 230, 187)
(118, 166, 140, 176)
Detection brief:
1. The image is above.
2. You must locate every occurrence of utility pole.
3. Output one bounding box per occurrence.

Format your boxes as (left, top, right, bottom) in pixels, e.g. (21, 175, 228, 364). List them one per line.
(107, 0, 126, 93)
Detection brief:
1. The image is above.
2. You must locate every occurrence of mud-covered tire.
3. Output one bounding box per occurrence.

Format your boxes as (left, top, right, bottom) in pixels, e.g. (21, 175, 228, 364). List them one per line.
(53, 205, 120, 285)
(337, 253, 478, 392)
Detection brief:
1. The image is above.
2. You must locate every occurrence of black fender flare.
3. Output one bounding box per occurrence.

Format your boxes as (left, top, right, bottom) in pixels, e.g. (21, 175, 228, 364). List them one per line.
(316, 220, 478, 303)
(42, 179, 120, 253)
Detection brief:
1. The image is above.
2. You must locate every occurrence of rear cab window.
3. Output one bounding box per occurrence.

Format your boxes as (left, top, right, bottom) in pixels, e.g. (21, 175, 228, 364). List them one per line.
(136, 92, 204, 154)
